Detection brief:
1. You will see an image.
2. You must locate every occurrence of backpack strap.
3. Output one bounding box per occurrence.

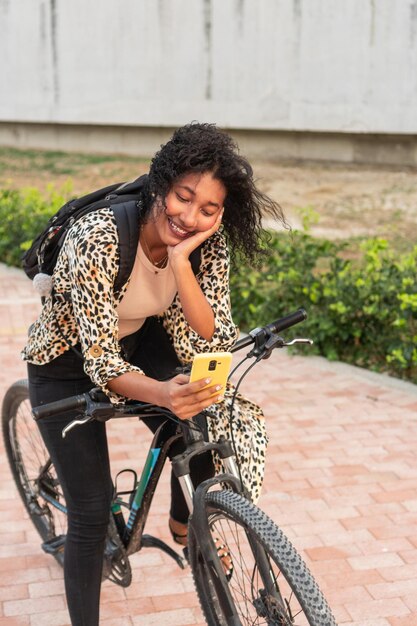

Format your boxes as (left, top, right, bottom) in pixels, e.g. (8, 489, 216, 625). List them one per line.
(112, 200, 142, 297)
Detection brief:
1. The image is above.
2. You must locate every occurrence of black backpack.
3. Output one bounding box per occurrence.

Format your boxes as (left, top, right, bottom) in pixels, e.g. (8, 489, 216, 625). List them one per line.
(23, 174, 201, 298)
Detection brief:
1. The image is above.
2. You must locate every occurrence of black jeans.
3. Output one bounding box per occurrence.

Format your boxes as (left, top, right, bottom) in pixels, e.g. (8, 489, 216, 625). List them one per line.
(27, 320, 214, 626)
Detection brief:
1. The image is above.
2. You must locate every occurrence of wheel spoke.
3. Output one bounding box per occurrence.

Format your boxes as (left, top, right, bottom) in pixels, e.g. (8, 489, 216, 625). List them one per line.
(2, 382, 67, 564)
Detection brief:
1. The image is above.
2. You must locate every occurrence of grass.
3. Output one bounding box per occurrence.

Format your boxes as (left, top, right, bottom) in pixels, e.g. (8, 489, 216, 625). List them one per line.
(0, 146, 146, 176)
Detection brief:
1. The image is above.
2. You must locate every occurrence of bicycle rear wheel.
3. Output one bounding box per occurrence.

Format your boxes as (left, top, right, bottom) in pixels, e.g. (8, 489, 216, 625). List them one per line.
(2, 380, 67, 566)
(189, 490, 336, 626)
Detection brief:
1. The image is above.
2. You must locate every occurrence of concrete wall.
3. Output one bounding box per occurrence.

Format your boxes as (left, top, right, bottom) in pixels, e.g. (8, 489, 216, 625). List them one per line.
(1, 0, 417, 161)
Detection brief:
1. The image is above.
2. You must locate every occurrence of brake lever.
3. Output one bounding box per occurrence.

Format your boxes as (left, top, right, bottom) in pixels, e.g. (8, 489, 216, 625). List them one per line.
(61, 396, 115, 438)
(282, 338, 314, 346)
(62, 415, 94, 438)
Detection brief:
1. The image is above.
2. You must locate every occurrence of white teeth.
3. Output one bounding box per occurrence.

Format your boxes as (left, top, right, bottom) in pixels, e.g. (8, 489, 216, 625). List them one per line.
(169, 218, 188, 236)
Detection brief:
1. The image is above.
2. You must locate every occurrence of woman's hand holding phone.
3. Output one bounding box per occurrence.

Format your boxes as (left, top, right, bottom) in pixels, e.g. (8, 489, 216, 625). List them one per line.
(158, 352, 232, 420)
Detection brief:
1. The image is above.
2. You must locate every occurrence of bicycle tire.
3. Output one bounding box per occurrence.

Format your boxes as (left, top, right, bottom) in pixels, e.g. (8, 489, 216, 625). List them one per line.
(188, 490, 336, 626)
(2, 380, 66, 566)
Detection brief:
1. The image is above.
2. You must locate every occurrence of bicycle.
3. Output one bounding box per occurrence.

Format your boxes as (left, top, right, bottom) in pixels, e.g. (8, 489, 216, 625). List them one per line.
(2, 308, 337, 626)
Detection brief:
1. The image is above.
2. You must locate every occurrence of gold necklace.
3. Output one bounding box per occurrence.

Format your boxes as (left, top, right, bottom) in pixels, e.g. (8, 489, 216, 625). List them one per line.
(140, 229, 168, 274)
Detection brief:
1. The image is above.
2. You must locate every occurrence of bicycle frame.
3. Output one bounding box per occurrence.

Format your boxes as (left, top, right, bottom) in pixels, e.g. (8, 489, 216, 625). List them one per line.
(111, 407, 243, 558)
(122, 416, 181, 556)
(30, 400, 244, 573)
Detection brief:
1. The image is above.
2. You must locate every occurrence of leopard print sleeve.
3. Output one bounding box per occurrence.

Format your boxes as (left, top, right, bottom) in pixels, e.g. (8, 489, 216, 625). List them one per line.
(64, 210, 144, 400)
(160, 230, 239, 363)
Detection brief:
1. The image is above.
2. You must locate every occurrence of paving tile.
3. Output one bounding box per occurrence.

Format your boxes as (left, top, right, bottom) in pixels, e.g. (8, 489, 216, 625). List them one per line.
(3, 595, 65, 617)
(0, 585, 29, 602)
(29, 611, 71, 626)
(131, 608, 196, 625)
(345, 598, 409, 621)
(367, 579, 417, 600)
(401, 593, 417, 612)
(345, 617, 391, 626)
(0, 618, 30, 626)
(348, 553, 405, 571)
(28, 580, 68, 599)
(100, 598, 154, 620)
(0, 569, 51, 586)
(388, 617, 417, 626)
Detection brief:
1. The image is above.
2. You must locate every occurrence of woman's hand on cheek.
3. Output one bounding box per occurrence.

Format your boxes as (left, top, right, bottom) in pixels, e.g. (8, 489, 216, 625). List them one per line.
(168, 209, 224, 265)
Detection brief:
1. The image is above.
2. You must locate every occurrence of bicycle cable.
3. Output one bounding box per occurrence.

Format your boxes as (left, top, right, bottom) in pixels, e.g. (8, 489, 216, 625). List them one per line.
(153, 405, 205, 436)
(229, 353, 251, 379)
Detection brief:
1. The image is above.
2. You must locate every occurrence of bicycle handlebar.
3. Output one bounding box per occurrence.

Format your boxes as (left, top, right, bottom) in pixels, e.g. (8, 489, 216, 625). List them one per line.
(32, 393, 88, 421)
(266, 307, 307, 334)
(32, 308, 308, 422)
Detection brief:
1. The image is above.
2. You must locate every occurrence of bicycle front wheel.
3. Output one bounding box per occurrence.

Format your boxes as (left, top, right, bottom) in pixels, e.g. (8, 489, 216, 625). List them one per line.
(2, 380, 67, 566)
(189, 490, 336, 626)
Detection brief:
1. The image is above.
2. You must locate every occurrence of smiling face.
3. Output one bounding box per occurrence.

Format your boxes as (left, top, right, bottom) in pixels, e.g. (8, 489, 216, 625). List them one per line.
(151, 171, 226, 247)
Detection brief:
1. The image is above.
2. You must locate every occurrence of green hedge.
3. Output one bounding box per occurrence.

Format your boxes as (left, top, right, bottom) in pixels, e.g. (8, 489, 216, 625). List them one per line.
(0, 184, 72, 266)
(231, 231, 417, 383)
(1, 186, 416, 383)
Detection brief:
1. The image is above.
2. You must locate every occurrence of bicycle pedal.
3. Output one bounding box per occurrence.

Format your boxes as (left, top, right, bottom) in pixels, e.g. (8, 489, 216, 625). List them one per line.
(41, 535, 66, 555)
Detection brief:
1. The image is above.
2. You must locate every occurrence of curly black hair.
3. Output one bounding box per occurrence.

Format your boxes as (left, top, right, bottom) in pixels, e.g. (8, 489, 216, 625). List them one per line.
(142, 122, 287, 263)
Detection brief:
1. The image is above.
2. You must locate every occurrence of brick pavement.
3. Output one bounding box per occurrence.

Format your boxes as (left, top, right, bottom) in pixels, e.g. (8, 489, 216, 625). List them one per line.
(1, 262, 417, 626)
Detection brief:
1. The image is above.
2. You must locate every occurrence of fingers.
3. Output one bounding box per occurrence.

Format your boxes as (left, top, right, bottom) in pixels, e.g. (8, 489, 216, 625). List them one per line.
(203, 208, 224, 239)
(179, 375, 224, 402)
(180, 381, 224, 410)
(190, 382, 224, 406)
(165, 375, 224, 420)
(176, 393, 222, 420)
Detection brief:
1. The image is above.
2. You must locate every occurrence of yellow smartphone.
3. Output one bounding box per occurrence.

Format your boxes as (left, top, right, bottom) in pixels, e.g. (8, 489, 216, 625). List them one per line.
(189, 351, 233, 393)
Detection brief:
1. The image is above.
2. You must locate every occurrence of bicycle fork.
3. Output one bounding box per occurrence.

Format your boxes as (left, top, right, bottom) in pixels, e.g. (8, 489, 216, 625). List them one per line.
(173, 425, 290, 625)
(171, 420, 243, 513)
(171, 424, 244, 625)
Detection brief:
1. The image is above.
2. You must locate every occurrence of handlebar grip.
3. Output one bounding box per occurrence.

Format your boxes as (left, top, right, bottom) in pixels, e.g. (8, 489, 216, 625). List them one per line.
(32, 394, 87, 421)
(266, 308, 307, 334)
(231, 308, 308, 353)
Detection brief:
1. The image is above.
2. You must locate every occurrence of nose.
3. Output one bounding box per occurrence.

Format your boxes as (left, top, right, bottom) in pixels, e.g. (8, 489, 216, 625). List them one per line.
(179, 205, 198, 229)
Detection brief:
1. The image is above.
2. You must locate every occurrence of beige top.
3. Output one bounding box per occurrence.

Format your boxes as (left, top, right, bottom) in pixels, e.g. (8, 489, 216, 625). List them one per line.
(117, 243, 177, 339)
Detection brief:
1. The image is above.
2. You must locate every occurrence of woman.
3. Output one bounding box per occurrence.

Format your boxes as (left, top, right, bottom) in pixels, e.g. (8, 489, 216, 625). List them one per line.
(23, 122, 286, 626)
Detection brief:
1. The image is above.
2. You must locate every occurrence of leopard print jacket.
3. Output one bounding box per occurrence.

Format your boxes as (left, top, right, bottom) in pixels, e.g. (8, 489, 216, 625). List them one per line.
(22, 208, 268, 501)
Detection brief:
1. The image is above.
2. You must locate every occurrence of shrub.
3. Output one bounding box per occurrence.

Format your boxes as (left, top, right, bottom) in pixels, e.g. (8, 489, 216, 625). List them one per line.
(0, 183, 72, 266)
(230, 231, 417, 383)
